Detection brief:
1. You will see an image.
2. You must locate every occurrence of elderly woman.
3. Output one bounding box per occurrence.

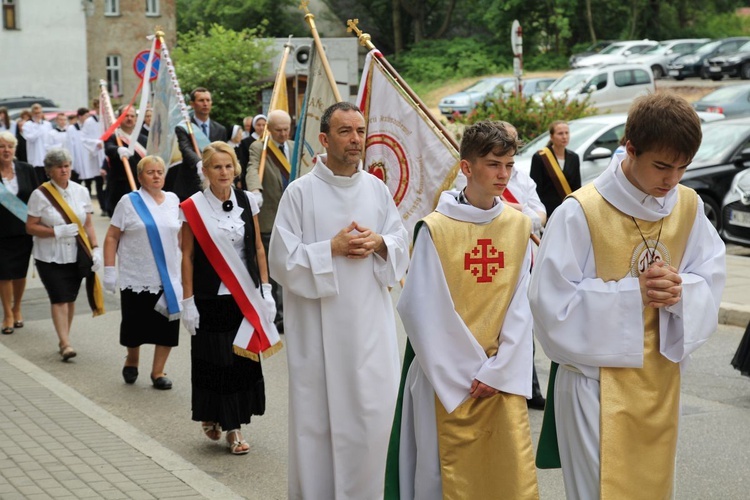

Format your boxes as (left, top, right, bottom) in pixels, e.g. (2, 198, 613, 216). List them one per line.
(0, 132, 39, 334)
(103, 155, 181, 389)
(181, 141, 277, 455)
(529, 120, 582, 216)
(26, 148, 103, 360)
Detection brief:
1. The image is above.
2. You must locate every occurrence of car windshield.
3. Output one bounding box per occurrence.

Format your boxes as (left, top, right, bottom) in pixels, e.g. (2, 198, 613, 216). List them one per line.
(695, 41, 721, 55)
(547, 73, 591, 92)
(463, 79, 502, 93)
(692, 122, 750, 164)
(518, 122, 610, 157)
(700, 85, 750, 102)
(599, 44, 625, 55)
(641, 44, 668, 55)
(739, 41, 750, 52)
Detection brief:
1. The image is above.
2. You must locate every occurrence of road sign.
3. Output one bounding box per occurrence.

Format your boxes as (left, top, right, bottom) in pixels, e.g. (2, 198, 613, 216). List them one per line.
(511, 20, 523, 56)
(133, 50, 160, 81)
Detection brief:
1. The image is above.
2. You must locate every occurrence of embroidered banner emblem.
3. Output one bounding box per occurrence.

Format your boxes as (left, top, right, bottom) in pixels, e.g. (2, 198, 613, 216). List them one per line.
(465, 238, 504, 283)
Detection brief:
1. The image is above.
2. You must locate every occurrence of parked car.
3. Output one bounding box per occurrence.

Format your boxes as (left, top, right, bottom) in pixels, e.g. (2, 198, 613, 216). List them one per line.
(572, 40, 658, 68)
(438, 77, 517, 117)
(681, 117, 750, 229)
(629, 39, 710, 79)
(516, 77, 557, 97)
(668, 37, 750, 80)
(722, 166, 750, 246)
(9, 107, 74, 122)
(569, 40, 616, 68)
(0, 96, 57, 110)
(538, 63, 655, 112)
(692, 84, 750, 118)
(705, 40, 750, 80)
(515, 114, 748, 229)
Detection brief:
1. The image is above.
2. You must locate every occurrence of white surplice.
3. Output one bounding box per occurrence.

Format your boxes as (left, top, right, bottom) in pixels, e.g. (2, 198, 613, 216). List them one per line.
(79, 116, 104, 180)
(528, 153, 726, 498)
(269, 155, 409, 500)
(395, 192, 534, 498)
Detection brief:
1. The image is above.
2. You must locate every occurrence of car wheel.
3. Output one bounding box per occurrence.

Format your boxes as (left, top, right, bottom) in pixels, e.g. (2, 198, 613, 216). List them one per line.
(711, 75, 723, 81)
(700, 193, 721, 231)
(673, 75, 685, 81)
(700, 67, 710, 80)
(741, 62, 750, 80)
(651, 65, 663, 79)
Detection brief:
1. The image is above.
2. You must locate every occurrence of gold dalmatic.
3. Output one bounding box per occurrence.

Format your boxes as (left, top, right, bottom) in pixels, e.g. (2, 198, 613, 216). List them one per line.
(422, 208, 538, 500)
(572, 184, 697, 500)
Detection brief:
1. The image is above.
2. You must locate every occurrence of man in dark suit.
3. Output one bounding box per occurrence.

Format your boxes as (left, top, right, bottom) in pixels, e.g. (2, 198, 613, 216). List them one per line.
(245, 109, 294, 333)
(168, 87, 229, 200)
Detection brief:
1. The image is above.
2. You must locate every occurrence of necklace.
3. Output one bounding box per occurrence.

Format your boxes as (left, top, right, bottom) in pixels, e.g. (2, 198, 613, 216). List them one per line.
(632, 216, 664, 266)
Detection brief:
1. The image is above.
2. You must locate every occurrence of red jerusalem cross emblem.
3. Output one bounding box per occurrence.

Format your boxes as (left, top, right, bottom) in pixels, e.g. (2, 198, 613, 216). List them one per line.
(465, 239, 504, 283)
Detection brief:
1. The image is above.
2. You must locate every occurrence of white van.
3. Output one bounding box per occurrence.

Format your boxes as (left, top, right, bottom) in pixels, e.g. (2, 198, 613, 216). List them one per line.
(539, 63, 655, 112)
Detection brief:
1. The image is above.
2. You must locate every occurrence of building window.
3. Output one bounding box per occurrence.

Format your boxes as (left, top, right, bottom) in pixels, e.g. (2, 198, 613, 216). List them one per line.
(106, 55, 123, 98)
(104, 0, 119, 16)
(146, 0, 159, 16)
(3, 0, 17, 30)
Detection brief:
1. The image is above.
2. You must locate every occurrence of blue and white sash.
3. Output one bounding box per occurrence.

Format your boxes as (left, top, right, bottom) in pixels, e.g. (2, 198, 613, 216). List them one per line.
(0, 181, 28, 223)
(128, 191, 181, 320)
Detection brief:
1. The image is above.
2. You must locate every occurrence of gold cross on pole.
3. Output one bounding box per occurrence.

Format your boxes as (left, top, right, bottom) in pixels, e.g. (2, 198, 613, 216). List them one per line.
(346, 19, 374, 50)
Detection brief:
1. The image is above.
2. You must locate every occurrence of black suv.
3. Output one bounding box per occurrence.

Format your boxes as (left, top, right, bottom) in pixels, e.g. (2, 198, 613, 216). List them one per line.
(668, 37, 750, 80)
(706, 40, 750, 80)
(0, 96, 57, 110)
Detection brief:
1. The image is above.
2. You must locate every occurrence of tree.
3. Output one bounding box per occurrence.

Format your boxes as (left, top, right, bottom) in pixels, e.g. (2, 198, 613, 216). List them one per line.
(176, 0, 306, 38)
(171, 24, 274, 127)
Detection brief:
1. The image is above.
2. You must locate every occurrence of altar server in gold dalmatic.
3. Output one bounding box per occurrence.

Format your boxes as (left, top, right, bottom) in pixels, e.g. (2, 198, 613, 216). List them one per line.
(530, 93, 726, 500)
(389, 121, 539, 499)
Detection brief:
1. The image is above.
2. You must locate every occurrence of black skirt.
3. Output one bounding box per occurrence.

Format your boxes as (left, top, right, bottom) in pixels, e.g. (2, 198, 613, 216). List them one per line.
(191, 295, 265, 431)
(120, 288, 180, 348)
(731, 321, 750, 377)
(0, 235, 33, 280)
(35, 261, 84, 304)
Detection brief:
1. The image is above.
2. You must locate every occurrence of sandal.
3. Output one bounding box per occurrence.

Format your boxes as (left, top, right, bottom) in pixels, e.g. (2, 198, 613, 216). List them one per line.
(201, 422, 221, 441)
(226, 429, 249, 455)
(13, 321, 23, 328)
(60, 346, 77, 361)
(1, 326, 13, 335)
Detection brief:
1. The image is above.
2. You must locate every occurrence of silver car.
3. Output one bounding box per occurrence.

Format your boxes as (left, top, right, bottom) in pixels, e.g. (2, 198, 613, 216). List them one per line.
(629, 39, 710, 79)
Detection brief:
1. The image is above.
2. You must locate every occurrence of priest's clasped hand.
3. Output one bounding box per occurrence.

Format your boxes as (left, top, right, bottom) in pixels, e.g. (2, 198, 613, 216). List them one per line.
(639, 261, 682, 309)
(469, 379, 499, 399)
(331, 221, 387, 260)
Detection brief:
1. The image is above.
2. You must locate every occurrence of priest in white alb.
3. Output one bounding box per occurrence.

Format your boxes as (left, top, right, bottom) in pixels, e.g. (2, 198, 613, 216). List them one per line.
(389, 121, 539, 499)
(529, 93, 726, 499)
(268, 102, 409, 500)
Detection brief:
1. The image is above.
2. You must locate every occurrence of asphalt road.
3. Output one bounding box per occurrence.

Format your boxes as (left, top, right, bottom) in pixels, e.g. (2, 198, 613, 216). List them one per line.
(4, 204, 750, 499)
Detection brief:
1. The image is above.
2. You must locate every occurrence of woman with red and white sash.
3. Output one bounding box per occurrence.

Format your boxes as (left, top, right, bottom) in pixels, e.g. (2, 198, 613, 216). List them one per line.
(103, 155, 182, 390)
(180, 141, 279, 455)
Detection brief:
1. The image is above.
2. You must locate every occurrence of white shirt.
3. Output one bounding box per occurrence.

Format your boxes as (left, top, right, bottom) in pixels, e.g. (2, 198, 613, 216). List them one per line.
(111, 189, 182, 292)
(21, 120, 53, 166)
(179, 188, 259, 295)
(27, 180, 93, 264)
(1, 163, 19, 196)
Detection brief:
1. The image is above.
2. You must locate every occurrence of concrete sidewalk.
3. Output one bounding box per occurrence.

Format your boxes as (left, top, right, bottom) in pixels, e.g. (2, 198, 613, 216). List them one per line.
(0, 252, 747, 499)
(0, 343, 241, 500)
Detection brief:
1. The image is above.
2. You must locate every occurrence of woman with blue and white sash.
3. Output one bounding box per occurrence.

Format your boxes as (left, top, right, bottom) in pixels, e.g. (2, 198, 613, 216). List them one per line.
(0, 131, 38, 335)
(103, 155, 182, 390)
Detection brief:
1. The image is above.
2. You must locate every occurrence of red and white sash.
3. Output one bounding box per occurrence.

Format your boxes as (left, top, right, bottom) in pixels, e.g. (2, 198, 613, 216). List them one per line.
(181, 192, 282, 359)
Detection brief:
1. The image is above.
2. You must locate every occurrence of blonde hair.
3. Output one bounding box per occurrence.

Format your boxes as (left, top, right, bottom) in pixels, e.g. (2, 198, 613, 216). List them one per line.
(136, 155, 166, 176)
(202, 141, 241, 176)
(0, 131, 18, 147)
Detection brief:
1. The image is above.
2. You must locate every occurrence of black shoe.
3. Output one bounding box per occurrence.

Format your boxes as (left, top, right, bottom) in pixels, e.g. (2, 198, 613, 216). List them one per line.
(151, 375, 173, 390)
(122, 366, 138, 384)
(527, 396, 546, 411)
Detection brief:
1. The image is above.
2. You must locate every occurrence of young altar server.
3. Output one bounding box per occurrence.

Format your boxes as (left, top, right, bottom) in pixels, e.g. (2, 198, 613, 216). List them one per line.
(388, 120, 539, 499)
(530, 92, 726, 499)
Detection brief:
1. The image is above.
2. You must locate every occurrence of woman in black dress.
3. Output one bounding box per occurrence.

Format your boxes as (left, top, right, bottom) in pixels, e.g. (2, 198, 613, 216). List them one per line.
(529, 120, 582, 216)
(181, 141, 276, 455)
(0, 131, 39, 334)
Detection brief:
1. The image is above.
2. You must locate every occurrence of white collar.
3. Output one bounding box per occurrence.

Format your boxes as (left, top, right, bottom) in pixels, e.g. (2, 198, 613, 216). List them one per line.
(436, 190, 504, 224)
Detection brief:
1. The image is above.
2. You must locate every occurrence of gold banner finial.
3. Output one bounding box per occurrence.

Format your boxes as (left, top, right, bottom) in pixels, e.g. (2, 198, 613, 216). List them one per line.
(346, 19, 374, 50)
(299, 0, 310, 15)
(155, 26, 164, 39)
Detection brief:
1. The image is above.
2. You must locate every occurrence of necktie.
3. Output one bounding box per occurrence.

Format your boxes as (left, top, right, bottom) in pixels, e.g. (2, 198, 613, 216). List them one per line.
(201, 123, 208, 137)
(278, 143, 286, 158)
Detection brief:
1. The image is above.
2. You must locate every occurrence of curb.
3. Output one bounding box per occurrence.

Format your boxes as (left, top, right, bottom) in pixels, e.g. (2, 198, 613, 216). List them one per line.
(719, 302, 750, 328)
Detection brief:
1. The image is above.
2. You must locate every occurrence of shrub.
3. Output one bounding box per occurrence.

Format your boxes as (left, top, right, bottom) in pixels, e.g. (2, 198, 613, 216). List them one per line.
(393, 38, 507, 83)
(459, 92, 596, 143)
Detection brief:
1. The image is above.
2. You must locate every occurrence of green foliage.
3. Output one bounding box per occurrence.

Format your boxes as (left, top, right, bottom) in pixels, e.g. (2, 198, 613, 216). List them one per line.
(695, 10, 750, 37)
(524, 52, 569, 71)
(459, 93, 596, 144)
(171, 24, 273, 127)
(392, 38, 507, 83)
(176, 0, 305, 38)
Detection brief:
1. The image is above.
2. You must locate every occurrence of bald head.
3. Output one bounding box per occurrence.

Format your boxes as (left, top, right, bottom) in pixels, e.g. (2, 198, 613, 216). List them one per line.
(267, 110, 291, 144)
